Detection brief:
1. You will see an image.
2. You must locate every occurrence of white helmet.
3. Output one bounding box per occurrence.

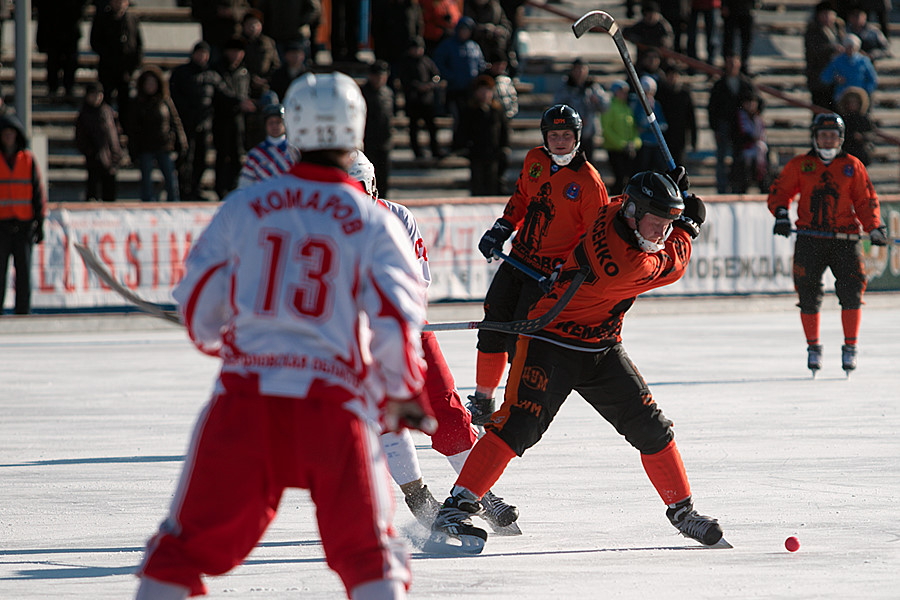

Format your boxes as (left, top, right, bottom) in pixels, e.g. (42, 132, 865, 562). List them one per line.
(283, 72, 366, 151)
(348, 150, 378, 199)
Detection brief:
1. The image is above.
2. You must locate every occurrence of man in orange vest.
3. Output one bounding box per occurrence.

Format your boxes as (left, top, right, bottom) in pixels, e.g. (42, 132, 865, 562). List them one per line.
(0, 114, 47, 315)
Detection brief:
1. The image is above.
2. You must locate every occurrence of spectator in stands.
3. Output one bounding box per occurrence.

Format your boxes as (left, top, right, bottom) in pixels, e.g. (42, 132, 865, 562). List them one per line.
(240, 10, 280, 148)
(635, 48, 671, 96)
(633, 75, 669, 172)
(805, 1, 845, 110)
(398, 37, 446, 159)
(238, 103, 299, 187)
(240, 10, 280, 100)
(458, 75, 509, 196)
(362, 60, 395, 197)
(484, 49, 518, 121)
(128, 67, 187, 202)
(656, 65, 697, 168)
(170, 41, 251, 201)
(721, 0, 756, 74)
(75, 82, 123, 202)
(845, 7, 891, 61)
(423, 0, 462, 55)
(90, 0, 144, 123)
(35, 0, 88, 103)
(433, 16, 486, 152)
(820, 34, 878, 109)
(268, 40, 308, 103)
(0, 114, 46, 316)
(256, 0, 321, 62)
(330, 0, 363, 63)
(465, 0, 514, 68)
(372, 0, 425, 73)
(553, 58, 609, 166)
(213, 37, 256, 199)
(687, 0, 720, 65)
(708, 54, 756, 193)
(731, 90, 770, 194)
(837, 86, 875, 165)
(601, 80, 641, 195)
(623, 2, 675, 65)
(659, 0, 690, 56)
(838, 0, 892, 41)
(191, 0, 249, 60)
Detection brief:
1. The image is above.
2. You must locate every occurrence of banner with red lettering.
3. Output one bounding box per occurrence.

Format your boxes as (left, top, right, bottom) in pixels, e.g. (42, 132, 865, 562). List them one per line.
(27, 205, 217, 310)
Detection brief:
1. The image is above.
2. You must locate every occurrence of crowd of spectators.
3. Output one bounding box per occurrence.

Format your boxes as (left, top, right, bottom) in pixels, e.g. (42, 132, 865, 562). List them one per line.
(9, 0, 896, 202)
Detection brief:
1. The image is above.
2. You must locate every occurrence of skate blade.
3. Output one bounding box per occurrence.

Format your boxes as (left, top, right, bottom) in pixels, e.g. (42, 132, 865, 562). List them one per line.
(422, 531, 486, 555)
(709, 537, 733, 549)
(486, 520, 522, 536)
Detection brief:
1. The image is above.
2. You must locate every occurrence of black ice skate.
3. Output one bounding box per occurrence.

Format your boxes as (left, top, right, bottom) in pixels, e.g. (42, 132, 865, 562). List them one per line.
(807, 344, 823, 377)
(404, 484, 441, 529)
(467, 393, 496, 426)
(480, 490, 522, 535)
(666, 498, 726, 547)
(841, 344, 858, 376)
(423, 489, 488, 555)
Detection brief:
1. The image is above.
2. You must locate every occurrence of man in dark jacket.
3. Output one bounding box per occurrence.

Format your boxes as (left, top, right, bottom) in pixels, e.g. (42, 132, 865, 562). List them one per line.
(36, 0, 88, 102)
(90, 0, 144, 122)
(361, 60, 395, 197)
(0, 114, 47, 315)
(170, 41, 250, 200)
(213, 37, 256, 199)
(707, 55, 757, 193)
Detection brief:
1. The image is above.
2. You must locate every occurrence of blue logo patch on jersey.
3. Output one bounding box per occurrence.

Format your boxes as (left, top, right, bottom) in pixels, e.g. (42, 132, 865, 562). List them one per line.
(564, 182, 581, 200)
(844, 164, 855, 177)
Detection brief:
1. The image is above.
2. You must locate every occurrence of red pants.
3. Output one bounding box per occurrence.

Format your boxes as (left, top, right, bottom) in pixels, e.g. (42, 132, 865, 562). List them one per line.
(138, 373, 410, 597)
(421, 330, 478, 456)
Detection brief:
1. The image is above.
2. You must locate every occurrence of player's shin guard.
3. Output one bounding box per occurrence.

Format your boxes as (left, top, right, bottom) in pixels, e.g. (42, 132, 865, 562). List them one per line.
(800, 312, 820, 346)
(641, 440, 691, 506)
(455, 431, 517, 499)
(475, 351, 508, 392)
(841, 308, 861, 346)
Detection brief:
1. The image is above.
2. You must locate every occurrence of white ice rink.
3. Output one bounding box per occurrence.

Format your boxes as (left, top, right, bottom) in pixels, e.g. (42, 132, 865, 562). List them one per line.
(2, 294, 899, 599)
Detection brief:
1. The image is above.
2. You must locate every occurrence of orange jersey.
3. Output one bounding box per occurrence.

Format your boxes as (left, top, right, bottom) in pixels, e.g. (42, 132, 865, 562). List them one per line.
(503, 147, 609, 276)
(527, 202, 692, 350)
(767, 151, 881, 234)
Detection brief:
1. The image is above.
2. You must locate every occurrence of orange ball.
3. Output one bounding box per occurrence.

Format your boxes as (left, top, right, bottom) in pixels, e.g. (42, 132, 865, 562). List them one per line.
(785, 536, 800, 552)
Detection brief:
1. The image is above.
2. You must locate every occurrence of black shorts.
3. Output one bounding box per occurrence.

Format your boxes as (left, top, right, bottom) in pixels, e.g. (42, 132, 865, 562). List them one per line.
(792, 235, 866, 312)
(485, 336, 674, 456)
(476, 261, 547, 355)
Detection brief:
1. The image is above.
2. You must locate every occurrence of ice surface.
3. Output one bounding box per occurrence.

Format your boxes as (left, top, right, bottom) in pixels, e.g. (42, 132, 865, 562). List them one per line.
(1, 295, 898, 598)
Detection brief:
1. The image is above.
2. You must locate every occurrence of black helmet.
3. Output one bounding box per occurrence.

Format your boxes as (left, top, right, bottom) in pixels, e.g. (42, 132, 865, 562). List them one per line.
(811, 112, 845, 143)
(621, 171, 684, 223)
(263, 103, 285, 121)
(540, 104, 583, 148)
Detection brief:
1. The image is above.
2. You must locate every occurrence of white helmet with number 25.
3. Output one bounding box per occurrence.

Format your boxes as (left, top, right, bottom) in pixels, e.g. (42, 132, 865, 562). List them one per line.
(283, 72, 366, 152)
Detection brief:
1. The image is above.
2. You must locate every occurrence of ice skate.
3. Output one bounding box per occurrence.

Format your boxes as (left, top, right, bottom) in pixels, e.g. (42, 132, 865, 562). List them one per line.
(841, 344, 857, 377)
(423, 489, 487, 555)
(807, 344, 823, 377)
(404, 484, 441, 529)
(467, 393, 496, 426)
(666, 498, 725, 547)
(480, 490, 522, 535)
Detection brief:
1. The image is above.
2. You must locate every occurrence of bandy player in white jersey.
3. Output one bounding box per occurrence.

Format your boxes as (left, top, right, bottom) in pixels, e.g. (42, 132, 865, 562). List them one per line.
(348, 151, 521, 535)
(135, 72, 436, 600)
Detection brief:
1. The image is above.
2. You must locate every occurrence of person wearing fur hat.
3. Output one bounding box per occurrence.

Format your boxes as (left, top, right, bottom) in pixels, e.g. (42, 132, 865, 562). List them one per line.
(837, 86, 875, 165)
(0, 113, 47, 315)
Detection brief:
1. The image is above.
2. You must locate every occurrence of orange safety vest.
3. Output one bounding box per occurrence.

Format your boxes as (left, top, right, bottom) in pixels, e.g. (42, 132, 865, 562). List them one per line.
(0, 150, 35, 221)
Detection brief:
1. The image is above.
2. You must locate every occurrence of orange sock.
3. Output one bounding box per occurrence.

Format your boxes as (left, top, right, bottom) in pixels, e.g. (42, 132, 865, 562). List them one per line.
(841, 308, 861, 346)
(476, 351, 508, 393)
(455, 432, 517, 498)
(641, 441, 691, 505)
(800, 312, 820, 346)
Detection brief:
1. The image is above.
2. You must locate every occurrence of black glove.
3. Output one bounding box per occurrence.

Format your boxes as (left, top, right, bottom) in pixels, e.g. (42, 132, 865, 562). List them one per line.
(31, 221, 44, 245)
(773, 207, 792, 237)
(869, 225, 888, 246)
(673, 194, 705, 239)
(667, 165, 690, 192)
(478, 218, 514, 259)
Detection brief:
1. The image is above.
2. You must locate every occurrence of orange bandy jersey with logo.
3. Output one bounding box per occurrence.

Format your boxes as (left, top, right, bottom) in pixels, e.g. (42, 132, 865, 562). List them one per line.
(528, 202, 692, 350)
(503, 147, 609, 276)
(767, 151, 881, 234)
